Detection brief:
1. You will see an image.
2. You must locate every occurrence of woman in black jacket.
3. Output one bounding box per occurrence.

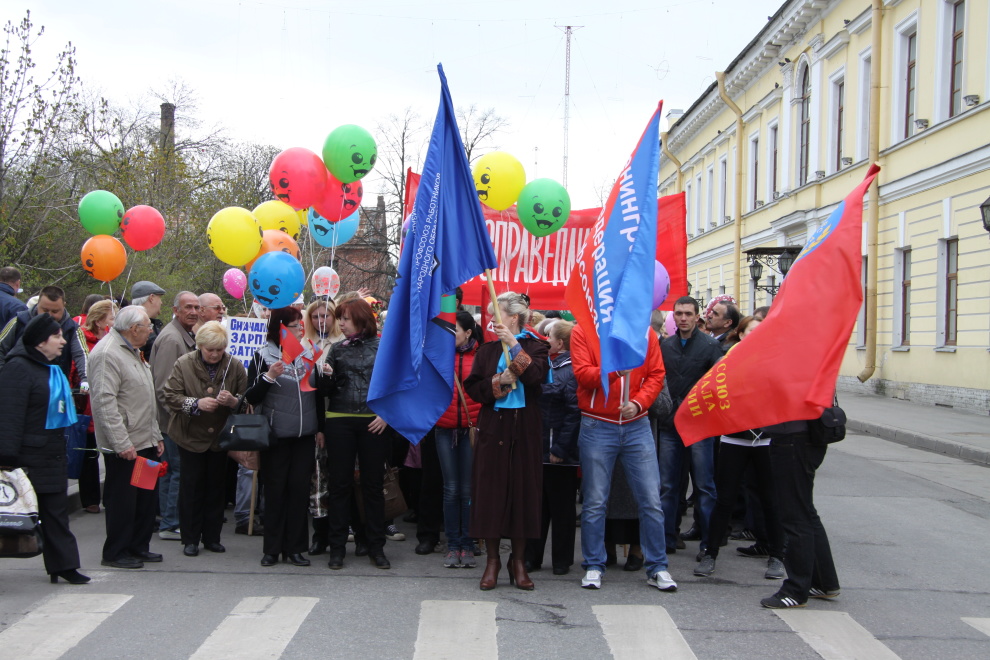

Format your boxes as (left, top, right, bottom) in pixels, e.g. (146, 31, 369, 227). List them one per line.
(0, 314, 89, 584)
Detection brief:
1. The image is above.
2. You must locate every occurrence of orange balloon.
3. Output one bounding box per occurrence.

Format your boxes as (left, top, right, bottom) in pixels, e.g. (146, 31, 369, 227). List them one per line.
(245, 229, 301, 272)
(81, 235, 127, 282)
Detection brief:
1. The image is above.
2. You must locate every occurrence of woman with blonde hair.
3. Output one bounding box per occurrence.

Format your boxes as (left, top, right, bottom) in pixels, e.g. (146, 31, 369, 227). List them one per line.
(304, 299, 343, 353)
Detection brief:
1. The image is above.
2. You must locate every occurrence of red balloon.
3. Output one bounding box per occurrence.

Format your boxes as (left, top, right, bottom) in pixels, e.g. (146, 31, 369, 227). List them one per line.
(121, 205, 166, 251)
(269, 147, 329, 210)
(313, 172, 364, 222)
(81, 235, 127, 282)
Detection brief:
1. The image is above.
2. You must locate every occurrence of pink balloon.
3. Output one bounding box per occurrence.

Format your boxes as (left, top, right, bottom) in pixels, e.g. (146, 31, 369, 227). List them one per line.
(664, 312, 677, 337)
(223, 268, 247, 300)
(653, 260, 671, 309)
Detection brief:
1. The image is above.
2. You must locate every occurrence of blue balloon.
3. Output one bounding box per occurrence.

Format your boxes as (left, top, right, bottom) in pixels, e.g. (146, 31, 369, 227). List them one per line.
(308, 208, 360, 248)
(248, 251, 305, 310)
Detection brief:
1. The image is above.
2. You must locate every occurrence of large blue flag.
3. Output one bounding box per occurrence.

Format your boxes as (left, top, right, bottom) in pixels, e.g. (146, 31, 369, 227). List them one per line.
(368, 64, 499, 443)
(565, 103, 663, 396)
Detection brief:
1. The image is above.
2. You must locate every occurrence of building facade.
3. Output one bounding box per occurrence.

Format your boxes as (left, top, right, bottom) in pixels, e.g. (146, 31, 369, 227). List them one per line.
(659, 0, 990, 412)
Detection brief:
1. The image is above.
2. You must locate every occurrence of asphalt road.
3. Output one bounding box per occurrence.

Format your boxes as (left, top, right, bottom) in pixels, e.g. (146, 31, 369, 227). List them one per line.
(2, 432, 989, 659)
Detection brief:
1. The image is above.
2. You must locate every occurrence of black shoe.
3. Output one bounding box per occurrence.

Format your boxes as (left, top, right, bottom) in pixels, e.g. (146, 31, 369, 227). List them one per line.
(415, 540, 436, 555)
(737, 543, 770, 558)
(524, 560, 542, 572)
(235, 523, 265, 536)
(682, 525, 701, 541)
(309, 540, 326, 555)
(623, 555, 644, 572)
(370, 553, 391, 569)
(50, 569, 91, 584)
(286, 553, 311, 567)
(402, 510, 418, 523)
(260, 554, 278, 567)
(183, 544, 199, 557)
(204, 542, 225, 553)
(327, 554, 344, 570)
(761, 593, 806, 609)
(666, 546, 677, 555)
(552, 565, 569, 576)
(101, 557, 144, 569)
(354, 542, 369, 557)
(133, 551, 163, 563)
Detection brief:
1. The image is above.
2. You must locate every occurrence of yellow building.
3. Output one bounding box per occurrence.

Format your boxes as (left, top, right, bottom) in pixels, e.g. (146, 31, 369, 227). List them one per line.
(659, 0, 990, 412)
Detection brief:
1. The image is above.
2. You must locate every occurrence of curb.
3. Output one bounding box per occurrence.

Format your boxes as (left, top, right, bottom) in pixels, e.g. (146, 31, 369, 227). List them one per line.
(848, 419, 990, 467)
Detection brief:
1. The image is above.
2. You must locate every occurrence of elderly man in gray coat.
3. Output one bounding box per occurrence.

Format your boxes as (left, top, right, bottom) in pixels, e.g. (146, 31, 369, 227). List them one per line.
(89, 305, 164, 569)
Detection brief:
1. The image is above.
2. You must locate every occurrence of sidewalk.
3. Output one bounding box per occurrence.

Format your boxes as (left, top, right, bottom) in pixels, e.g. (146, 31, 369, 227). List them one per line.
(839, 389, 990, 466)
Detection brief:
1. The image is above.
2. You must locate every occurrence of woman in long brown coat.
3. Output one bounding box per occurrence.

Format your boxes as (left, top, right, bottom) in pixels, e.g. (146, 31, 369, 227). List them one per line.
(464, 291, 548, 591)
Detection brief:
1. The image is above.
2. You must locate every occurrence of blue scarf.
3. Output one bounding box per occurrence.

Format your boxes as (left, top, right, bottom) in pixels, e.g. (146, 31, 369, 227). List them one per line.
(46, 364, 78, 429)
(493, 330, 539, 411)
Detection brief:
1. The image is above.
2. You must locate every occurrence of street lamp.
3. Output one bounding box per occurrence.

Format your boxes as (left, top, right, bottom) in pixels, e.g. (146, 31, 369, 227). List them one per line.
(746, 246, 801, 297)
(980, 194, 990, 237)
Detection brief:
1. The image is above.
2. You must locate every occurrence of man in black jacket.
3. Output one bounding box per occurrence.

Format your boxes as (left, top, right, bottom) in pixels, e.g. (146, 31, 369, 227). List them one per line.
(0, 285, 87, 387)
(0, 266, 27, 328)
(658, 296, 724, 556)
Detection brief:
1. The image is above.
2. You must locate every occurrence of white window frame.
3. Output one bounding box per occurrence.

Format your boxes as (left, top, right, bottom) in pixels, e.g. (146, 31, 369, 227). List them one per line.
(827, 67, 846, 174)
(705, 166, 715, 229)
(892, 247, 911, 347)
(857, 48, 871, 161)
(795, 60, 814, 187)
(695, 174, 703, 233)
(934, 0, 966, 123)
(891, 12, 920, 144)
(856, 255, 868, 348)
(749, 130, 760, 211)
(718, 156, 728, 224)
(766, 121, 779, 201)
(685, 181, 694, 237)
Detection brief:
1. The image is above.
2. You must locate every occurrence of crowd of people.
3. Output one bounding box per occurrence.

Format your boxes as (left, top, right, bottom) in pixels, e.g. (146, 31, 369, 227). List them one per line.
(0, 264, 839, 609)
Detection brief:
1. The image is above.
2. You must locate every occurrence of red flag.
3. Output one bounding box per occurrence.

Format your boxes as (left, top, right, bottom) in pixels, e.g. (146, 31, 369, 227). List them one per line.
(280, 324, 304, 365)
(299, 346, 323, 392)
(655, 193, 688, 311)
(674, 164, 880, 446)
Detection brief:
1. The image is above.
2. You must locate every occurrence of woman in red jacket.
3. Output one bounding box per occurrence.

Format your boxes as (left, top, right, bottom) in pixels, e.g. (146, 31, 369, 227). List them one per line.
(435, 311, 483, 569)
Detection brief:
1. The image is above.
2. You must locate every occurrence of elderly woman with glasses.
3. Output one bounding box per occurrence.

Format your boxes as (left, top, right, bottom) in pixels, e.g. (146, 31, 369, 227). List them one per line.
(163, 321, 248, 558)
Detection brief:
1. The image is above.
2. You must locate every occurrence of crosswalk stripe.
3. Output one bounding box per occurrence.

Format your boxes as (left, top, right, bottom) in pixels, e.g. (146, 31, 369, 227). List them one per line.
(775, 610, 902, 660)
(413, 600, 498, 660)
(0, 593, 131, 659)
(593, 605, 698, 660)
(962, 617, 990, 637)
(188, 596, 318, 660)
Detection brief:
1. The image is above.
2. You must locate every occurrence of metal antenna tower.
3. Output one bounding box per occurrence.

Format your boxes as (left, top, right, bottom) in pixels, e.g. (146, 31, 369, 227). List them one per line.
(556, 25, 582, 187)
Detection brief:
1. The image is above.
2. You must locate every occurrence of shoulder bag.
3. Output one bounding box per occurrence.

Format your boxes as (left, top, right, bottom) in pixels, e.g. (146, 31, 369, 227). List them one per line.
(0, 468, 44, 558)
(218, 396, 276, 452)
(454, 376, 478, 448)
(808, 393, 847, 446)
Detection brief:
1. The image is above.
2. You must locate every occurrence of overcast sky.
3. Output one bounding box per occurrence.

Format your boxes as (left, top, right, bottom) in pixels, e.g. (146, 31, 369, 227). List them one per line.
(23, 0, 784, 209)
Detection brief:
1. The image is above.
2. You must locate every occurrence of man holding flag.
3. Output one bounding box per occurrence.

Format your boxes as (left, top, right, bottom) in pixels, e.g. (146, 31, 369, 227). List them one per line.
(564, 103, 677, 592)
(673, 165, 880, 608)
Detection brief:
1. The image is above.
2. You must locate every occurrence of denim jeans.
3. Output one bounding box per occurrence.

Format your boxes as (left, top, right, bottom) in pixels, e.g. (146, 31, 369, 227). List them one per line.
(658, 430, 716, 550)
(579, 416, 668, 575)
(158, 433, 181, 531)
(435, 428, 473, 551)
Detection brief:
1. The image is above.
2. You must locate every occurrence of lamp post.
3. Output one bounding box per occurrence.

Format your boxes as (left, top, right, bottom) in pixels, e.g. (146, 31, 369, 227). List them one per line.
(746, 246, 801, 297)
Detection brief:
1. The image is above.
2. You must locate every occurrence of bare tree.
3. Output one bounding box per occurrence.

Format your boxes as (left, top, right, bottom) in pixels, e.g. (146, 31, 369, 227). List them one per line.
(456, 104, 509, 164)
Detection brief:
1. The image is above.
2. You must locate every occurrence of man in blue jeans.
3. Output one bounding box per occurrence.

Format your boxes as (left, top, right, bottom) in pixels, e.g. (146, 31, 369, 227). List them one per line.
(658, 297, 725, 557)
(571, 323, 676, 592)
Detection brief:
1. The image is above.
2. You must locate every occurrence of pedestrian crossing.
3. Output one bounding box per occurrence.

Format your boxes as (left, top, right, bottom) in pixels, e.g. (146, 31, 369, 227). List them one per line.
(1, 593, 987, 659)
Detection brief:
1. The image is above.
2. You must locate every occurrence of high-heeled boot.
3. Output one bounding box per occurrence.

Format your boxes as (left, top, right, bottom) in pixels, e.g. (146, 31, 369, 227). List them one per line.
(507, 554, 535, 590)
(479, 550, 502, 591)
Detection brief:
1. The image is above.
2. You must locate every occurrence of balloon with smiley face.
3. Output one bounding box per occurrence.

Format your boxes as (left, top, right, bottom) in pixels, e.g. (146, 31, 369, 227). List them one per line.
(121, 205, 166, 251)
(207, 207, 264, 267)
(313, 172, 363, 222)
(311, 266, 340, 298)
(269, 147, 329, 210)
(308, 208, 360, 248)
(80, 235, 127, 282)
(79, 190, 125, 236)
(472, 151, 526, 211)
(322, 125, 377, 184)
(517, 178, 571, 238)
(245, 229, 301, 272)
(248, 251, 305, 310)
(253, 200, 302, 241)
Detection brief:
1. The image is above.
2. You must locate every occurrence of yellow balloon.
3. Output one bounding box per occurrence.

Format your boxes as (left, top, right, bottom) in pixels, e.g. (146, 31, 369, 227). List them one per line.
(207, 207, 263, 267)
(473, 151, 526, 211)
(253, 200, 302, 241)
(296, 207, 309, 226)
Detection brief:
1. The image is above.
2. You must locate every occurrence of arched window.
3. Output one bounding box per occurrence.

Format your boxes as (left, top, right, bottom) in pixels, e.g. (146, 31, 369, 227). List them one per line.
(798, 67, 811, 185)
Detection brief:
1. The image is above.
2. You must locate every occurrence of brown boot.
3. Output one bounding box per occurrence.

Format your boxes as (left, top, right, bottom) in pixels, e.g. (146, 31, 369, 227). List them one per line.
(507, 554, 534, 591)
(480, 555, 502, 591)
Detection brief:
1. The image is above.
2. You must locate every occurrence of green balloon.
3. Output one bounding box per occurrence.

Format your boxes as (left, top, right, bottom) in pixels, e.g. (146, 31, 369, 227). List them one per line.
(79, 190, 124, 236)
(322, 124, 377, 184)
(517, 178, 570, 238)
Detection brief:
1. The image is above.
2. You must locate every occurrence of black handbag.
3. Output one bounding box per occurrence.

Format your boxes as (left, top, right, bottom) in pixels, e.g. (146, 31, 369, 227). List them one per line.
(808, 393, 847, 446)
(217, 397, 275, 452)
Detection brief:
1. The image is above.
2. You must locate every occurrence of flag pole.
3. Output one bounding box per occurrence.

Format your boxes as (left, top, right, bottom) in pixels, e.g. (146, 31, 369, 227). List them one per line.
(485, 269, 516, 390)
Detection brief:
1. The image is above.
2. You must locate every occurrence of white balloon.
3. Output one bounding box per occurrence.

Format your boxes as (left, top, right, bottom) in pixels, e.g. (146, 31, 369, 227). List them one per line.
(312, 266, 340, 298)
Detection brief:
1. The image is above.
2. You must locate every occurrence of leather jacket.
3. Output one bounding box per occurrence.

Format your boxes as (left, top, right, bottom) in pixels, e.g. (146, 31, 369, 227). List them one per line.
(321, 335, 379, 415)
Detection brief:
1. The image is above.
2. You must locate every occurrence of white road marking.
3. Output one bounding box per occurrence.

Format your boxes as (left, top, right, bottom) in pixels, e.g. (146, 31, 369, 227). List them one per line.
(775, 610, 902, 660)
(414, 600, 498, 660)
(189, 596, 318, 660)
(0, 593, 131, 659)
(593, 604, 697, 660)
(962, 617, 990, 637)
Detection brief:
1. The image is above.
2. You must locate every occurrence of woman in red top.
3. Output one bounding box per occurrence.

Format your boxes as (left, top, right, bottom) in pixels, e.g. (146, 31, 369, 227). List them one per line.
(435, 311, 483, 569)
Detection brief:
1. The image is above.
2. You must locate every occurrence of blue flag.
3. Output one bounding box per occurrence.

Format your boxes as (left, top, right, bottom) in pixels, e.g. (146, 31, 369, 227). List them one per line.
(565, 103, 663, 396)
(368, 64, 499, 443)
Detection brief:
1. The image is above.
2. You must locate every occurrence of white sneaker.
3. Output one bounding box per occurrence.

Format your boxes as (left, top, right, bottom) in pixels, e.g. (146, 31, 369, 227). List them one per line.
(158, 529, 181, 541)
(581, 569, 602, 589)
(647, 570, 677, 592)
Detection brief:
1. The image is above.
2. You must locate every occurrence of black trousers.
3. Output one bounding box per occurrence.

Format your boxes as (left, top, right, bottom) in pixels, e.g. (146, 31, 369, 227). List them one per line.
(178, 446, 227, 546)
(35, 489, 82, 574)
(707, 442, 782, 559)
(325, 417, 389, 555)
(261, 435, 315, 556)
(770, 432, 840, 602)
(103, 448, 158, 561)
(78, 431, 102, 508)
(416, 430, 443, 545)
(526, 464, 579, 569)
